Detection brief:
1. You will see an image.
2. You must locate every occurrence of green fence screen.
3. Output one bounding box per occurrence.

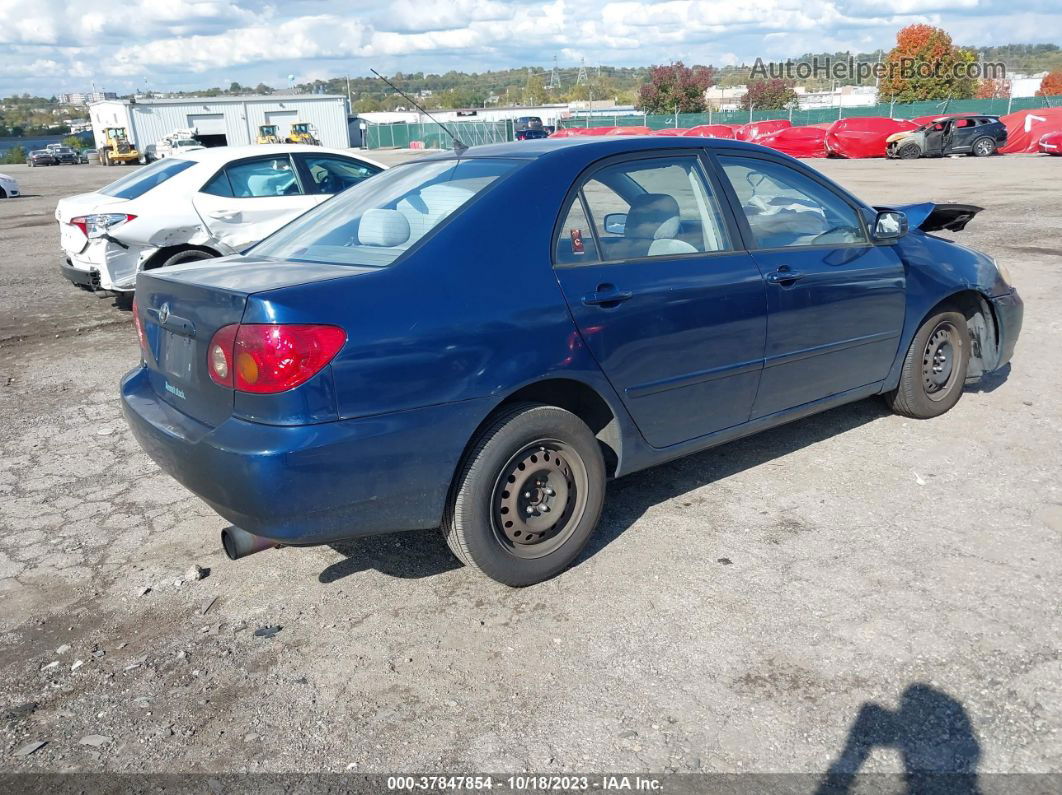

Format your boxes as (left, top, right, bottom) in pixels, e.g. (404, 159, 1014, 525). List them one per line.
(363, 96, 1059, 149)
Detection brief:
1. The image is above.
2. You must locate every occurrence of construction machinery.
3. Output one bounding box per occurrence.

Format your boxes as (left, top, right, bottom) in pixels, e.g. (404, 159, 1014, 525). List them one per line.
(286, 122, 320, 145)
(257, 124, 281, 144)
(99, 127, 140, 166)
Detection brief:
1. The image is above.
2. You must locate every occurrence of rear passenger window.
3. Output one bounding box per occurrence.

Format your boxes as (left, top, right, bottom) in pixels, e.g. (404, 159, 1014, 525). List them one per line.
(554, 155, 731, 265)
(555, 197, 599, 265)
(201, 170, 232, 197)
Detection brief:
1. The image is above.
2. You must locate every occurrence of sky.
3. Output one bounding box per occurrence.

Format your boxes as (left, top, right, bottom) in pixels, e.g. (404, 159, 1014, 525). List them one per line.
(1, 0, 1060, 97)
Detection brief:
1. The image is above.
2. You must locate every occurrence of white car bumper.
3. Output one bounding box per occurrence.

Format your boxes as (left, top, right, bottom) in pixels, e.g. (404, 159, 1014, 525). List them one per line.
(59, 226, 154, 293)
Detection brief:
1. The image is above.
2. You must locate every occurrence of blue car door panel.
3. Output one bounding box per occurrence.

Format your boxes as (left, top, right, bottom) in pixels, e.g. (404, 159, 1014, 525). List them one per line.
(552, 153, 768, 448)
(714, 154, 906, 418)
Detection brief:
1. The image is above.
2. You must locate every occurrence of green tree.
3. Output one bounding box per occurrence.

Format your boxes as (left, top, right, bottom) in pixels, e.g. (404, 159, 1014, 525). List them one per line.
(2, 145, 27, 165)
(524, 73, 547, 106)
(740, 79, 798, 110)
(636, 62, 715, 113)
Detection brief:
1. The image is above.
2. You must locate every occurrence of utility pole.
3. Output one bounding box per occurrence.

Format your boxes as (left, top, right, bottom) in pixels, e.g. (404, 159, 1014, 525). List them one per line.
(577, 59, 589, 86)
(547, 56, 562, 91)
(346, 75, 352, 110)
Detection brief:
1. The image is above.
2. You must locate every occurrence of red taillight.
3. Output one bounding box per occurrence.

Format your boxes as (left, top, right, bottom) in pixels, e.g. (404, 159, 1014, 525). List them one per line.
(207, 324, 238, 387)
(207, 324, 346, 394)
(132, 297, 146, 353)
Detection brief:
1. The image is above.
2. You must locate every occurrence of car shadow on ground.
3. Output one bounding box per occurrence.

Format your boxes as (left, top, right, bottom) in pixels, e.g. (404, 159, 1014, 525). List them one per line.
(318, 397, 890, 584)
(576, 396, 891, 567)
(965, 362, 1011, 394)
(321, 529, 461, 583)
(816, 683, 980, 794)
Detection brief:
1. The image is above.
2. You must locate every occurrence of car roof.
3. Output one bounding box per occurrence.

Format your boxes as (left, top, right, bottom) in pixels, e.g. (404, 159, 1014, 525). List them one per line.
(178, 144, 386, 170)
(418, 135, 772, 161)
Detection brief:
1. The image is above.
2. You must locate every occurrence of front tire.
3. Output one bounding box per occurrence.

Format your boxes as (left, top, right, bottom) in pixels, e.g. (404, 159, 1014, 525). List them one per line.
(885, 309, 970, 419)
(443, 403, 606, 586)
(898, 143, 921, 160)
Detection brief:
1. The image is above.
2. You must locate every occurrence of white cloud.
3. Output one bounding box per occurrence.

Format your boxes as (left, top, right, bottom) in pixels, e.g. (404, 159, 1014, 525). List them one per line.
(0, 0, 1057, 95)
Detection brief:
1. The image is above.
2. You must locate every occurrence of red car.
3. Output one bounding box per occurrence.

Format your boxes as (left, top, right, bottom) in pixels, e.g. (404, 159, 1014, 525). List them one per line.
(1038, 131, 1062, 155)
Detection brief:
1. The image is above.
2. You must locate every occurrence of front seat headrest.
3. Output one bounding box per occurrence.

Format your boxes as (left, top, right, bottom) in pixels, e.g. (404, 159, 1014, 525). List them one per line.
(625, 193, 682, 240)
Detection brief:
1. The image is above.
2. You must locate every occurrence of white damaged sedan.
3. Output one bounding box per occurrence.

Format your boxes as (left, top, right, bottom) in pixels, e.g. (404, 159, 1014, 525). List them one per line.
(0, 172, 19, 198)
(55, 144, 384, 298)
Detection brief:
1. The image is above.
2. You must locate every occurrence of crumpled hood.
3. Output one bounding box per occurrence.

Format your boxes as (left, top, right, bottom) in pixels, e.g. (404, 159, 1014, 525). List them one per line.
(881, 202, 984, 233)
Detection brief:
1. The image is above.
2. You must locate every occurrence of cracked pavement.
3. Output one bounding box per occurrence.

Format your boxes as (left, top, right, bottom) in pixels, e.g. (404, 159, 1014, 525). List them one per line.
(0, 154, 1059, 778)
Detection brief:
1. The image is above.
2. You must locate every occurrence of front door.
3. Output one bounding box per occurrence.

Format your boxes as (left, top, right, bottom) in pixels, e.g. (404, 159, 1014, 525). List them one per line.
(715, 153, 906, 419)
(192, 154, 323, 253)
(552, 153, 768, 449)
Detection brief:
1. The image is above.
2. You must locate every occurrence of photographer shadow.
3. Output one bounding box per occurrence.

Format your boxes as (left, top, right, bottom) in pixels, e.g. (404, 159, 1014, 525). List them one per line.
(817, 684, 981, 794)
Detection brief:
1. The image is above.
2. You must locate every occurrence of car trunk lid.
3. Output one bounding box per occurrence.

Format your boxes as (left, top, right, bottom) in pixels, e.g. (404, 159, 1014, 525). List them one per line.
(136, 256, 366, 427)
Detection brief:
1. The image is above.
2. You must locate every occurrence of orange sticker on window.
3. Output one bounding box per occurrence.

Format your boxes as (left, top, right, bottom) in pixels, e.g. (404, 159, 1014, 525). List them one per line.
(570, 228, 585, 254)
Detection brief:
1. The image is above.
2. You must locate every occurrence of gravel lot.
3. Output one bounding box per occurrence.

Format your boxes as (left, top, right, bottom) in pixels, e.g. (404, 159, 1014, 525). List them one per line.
(0, 151, 1059, 780)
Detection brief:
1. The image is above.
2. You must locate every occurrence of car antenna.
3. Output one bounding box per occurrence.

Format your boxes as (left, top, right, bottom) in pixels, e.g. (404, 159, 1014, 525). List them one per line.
(370, 68, 468, 155)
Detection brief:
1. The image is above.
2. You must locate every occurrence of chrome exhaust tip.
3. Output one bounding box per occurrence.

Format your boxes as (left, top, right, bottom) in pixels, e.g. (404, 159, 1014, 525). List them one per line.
(221, 526, 278, 560)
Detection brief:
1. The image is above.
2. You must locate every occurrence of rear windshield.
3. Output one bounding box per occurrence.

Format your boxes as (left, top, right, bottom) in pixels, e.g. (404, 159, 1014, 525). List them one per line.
(252, 158, 521, 267)
(98, 158, 196, 200)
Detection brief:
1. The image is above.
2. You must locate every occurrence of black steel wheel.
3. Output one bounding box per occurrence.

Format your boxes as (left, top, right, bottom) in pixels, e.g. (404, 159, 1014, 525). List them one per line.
(491, 439, 589, 559)
(886, 309, 970, 419)
(444, 403, 605, 586)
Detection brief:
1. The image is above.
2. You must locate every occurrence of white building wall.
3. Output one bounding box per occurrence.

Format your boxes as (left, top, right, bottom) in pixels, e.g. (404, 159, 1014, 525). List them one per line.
(89, 96, 351, 150)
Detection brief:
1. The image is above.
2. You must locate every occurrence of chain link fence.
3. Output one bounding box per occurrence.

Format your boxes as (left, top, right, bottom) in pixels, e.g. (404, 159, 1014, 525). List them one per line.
(362, 96, 1059, 149)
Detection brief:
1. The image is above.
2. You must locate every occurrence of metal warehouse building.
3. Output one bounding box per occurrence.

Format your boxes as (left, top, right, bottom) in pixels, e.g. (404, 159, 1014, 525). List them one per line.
(88, 94, 351, 150)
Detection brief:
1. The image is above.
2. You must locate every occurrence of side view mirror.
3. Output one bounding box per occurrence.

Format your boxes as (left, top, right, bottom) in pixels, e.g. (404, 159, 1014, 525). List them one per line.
(604, 212, 627, 235)
(873, 210, 908, 241)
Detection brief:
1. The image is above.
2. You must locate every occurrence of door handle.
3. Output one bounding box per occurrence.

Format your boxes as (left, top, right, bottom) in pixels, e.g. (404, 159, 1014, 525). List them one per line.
(208, 211, 240, 221)
(766, 268, 805, 285)
(581, 284, 633, 307)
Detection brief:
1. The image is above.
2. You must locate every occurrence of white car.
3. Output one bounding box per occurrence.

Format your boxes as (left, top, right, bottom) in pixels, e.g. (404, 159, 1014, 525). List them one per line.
(0, 172, 19, 198)
(55, 144, 385, 296)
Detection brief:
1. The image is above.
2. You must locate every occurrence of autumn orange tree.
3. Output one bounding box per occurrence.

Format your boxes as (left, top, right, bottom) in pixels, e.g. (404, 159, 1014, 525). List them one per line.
(1037, 70, 1062, 97)
(975, 78, 1011, 99)
(879, 25, 977, 102)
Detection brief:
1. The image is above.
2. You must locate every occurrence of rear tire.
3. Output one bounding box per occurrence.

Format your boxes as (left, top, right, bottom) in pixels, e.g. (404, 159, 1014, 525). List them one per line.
(898, 143, 921, 160)
(885, 309, 970, 419)
(972, 137, 997, 157)
(443, 403, 606, 586)
(154, 249, 216, 269)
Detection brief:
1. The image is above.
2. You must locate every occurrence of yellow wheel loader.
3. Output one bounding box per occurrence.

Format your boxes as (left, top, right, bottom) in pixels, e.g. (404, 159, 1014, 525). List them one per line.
(286, 122, 320, 146)
(99, 127, 140, 166)
(257, 124, 281, 144)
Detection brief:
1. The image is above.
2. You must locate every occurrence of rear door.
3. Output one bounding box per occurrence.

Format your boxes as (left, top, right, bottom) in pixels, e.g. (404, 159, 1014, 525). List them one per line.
(714, 152, 905, 418)
(553, 152, 767, 448)
(191, 154, 321, 252)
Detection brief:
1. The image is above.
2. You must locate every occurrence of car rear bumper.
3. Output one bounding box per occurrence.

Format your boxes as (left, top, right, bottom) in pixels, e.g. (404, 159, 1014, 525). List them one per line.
(59, 257, 101, 290)
(121, 365, 490, 545)
(990, 288, 1022, 370)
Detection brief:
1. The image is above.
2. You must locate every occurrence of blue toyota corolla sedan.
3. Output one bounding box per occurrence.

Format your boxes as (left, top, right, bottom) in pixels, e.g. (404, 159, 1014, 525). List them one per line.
(122, 136, 1022, 586)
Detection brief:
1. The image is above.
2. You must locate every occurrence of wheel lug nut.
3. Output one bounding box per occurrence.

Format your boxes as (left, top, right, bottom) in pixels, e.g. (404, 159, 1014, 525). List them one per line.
(526, 506, 534, 514)
(524, 492, 531, 498)
(542, 505, 550, 512)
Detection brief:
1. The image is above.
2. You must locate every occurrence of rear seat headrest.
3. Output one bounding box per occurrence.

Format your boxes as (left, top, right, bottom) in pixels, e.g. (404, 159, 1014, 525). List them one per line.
(358, 208, 410, 248)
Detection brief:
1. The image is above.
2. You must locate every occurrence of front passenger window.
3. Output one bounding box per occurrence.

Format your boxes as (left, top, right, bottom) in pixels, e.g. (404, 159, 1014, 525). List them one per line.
(718, 156, 867, 249)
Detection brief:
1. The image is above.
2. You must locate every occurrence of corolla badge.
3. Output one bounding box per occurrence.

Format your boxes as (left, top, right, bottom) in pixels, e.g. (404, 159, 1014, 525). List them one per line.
(158, 302, 171, 325)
